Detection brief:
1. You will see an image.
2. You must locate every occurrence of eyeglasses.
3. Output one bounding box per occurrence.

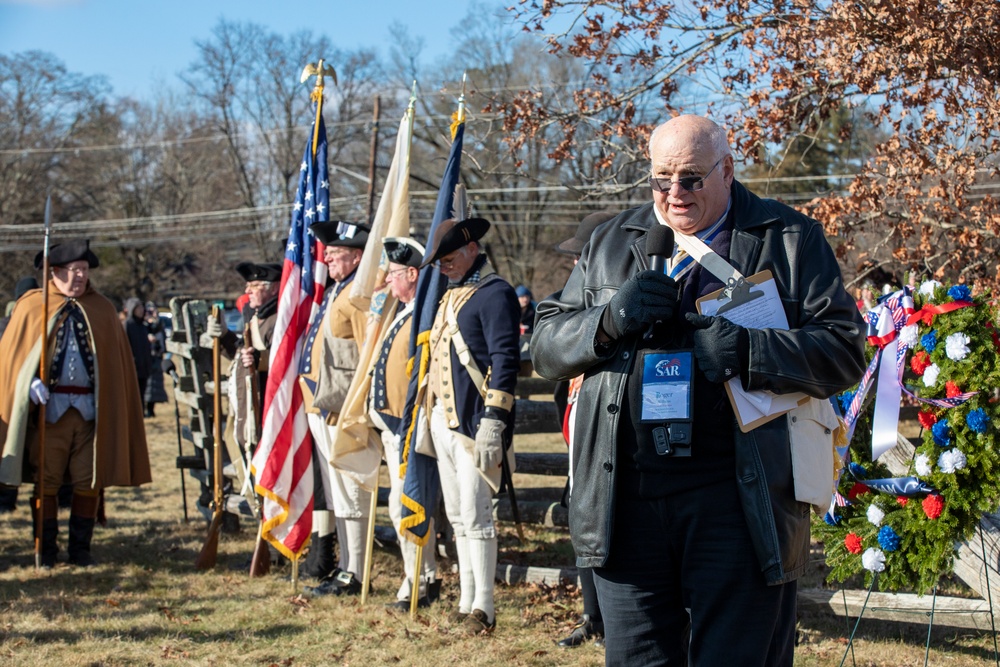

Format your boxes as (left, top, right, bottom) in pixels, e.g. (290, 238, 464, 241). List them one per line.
(648, 158, 723, 193)
(438, 248, 466, 268)
(245, 281, 272, 291)
(384, 267, 410, 281)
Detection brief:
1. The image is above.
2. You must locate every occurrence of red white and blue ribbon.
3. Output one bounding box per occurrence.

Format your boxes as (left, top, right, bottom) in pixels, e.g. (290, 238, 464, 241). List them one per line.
(843, 287, 976, 461)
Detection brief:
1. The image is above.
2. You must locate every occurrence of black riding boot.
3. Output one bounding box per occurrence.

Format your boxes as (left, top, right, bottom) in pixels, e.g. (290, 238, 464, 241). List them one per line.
(300, 532, 337, 581)
(0, 485, 18, 513)
(67, 493, 99, 567)
(67, 515, 96, 566)
(31, 496, 59, 567)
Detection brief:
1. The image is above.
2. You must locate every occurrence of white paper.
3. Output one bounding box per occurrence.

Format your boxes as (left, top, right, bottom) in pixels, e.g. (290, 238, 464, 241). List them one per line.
(699, 276, 807, 426)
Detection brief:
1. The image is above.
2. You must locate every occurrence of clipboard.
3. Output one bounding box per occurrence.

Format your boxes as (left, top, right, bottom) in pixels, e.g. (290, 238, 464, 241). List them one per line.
(696, 269, 808, 432)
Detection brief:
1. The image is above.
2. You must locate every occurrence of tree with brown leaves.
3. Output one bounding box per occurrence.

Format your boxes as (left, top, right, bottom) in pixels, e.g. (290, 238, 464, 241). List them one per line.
(503, 0, 1000, 290)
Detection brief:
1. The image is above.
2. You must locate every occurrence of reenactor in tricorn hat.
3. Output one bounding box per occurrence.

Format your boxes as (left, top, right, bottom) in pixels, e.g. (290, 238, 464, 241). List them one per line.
(368, 237, 441, 609)
(421, 217, 521, 634)
(206, 261, 282, 455)
(298, 220, 374, 596)
(0, 239, 151, 567)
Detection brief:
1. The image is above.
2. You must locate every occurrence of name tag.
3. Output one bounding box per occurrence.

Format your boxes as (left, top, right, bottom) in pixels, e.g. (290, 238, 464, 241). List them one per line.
(639, 350, 693, 423)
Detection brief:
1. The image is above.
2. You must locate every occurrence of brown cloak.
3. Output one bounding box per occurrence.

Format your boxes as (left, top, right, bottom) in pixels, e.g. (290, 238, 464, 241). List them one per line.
(0, 281, 151, 488)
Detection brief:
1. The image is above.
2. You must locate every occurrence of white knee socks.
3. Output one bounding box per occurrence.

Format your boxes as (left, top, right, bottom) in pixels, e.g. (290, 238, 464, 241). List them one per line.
(337, 515, 368, 578)
(468, 536, 497, 622)
(455, 534, 475, 614)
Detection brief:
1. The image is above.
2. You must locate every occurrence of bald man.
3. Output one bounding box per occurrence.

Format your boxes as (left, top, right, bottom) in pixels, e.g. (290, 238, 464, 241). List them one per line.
(530, 115, 865, 665)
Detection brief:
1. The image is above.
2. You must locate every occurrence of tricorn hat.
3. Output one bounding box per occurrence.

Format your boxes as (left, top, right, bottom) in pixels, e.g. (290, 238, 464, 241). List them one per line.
(235, 262, 283, 282)
(419, 217, 491, 269)
(310, 220, 370, 249)
(383, 237, 425, 268)
(554, 211, 617, 256)
(13, 276, 39, 300)
(34, 239, 100, 270)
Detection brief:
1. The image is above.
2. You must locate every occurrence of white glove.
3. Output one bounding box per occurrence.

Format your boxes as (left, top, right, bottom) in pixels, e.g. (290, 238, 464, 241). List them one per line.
(205, 315, 224, 338)
(29, 378, 49, 406)
(474, 417, 506, 472)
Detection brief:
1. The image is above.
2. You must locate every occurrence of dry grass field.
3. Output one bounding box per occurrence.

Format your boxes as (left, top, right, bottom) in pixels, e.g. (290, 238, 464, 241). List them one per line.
(1, 392, 998, 666)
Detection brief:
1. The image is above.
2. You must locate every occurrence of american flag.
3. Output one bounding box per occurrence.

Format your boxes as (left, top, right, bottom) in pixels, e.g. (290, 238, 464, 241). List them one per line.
(251, 116, 330, 559)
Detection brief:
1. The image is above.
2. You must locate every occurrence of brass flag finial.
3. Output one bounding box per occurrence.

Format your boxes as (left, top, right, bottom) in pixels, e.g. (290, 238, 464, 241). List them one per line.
(300, 59, 338, 103)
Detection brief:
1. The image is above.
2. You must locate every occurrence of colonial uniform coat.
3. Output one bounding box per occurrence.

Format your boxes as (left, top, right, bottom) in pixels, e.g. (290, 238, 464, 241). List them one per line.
(369, 301, 439, 601)
(0, 282, 151, 490)
(230, 296, 278, 451)
(299, 272, 369, 513)
(426, 262, 521, 490)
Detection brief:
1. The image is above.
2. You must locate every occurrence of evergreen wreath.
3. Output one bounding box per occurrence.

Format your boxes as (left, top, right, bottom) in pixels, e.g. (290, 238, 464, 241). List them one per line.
(814, 280, 1000, 593)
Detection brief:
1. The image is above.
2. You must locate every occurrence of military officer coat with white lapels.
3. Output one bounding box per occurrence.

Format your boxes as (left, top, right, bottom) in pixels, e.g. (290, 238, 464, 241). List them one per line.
(424, 218, 522, 488)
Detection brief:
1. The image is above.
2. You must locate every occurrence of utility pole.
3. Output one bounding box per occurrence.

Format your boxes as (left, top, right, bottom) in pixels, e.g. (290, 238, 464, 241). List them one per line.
(365, 95, 381, 224)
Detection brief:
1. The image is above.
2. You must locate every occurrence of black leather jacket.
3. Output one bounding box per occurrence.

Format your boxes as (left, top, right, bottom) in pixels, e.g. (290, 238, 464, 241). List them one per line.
(531, 181, 865, 585)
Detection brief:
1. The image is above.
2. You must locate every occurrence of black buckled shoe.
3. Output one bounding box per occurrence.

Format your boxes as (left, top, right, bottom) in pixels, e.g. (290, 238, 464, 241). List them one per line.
(388, 578, 442, 609)
(557, 615, 604, 647)
(332, 570, 364, 596)
(386, 596, 431, 611)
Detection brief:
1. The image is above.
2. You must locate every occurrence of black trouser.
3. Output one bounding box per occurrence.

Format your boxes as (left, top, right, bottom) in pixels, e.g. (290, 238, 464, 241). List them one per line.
(594, 478, 796, 666)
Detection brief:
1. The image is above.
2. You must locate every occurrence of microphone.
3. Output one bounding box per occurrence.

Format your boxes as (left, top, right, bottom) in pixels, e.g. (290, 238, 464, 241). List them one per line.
(644, 225, 676, 341)
(646, 224, 674, 273)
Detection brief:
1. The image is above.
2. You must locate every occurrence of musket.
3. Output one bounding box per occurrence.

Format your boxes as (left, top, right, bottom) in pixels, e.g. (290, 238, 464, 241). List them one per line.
(500, 447, 526, 544)
(34, 194, 53, 570)
(244, 322, 270, 577)
(163, 358, 189, 522)
(195, 305, 225, 570)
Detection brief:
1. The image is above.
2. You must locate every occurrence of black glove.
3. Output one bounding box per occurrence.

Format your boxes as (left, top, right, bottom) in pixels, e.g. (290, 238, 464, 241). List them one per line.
(685, 313, 749, 383)
(600, 270, 679, 340)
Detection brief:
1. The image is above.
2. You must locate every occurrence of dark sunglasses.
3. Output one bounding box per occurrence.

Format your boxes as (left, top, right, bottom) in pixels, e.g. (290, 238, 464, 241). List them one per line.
(648, 158, 722, 193)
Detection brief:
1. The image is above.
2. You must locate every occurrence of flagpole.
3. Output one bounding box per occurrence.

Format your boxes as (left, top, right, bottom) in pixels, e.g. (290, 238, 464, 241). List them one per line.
(359, 86, 419, 607)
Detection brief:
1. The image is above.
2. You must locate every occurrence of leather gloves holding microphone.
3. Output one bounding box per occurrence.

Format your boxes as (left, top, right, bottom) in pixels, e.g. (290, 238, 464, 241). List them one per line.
(600, 270, 679, 341)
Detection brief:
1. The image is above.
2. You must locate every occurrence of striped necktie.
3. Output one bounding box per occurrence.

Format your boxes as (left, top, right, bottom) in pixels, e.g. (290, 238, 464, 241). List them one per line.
(667, 217, 727, 281)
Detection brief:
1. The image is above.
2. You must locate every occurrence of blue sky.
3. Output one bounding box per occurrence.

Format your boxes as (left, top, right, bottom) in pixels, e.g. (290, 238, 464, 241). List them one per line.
(0, 0, 494, 99)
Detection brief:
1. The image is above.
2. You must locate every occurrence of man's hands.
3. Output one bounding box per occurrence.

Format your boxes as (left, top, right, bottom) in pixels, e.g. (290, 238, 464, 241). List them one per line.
(240, 347, 257, 369)
(205, 315, 224, 339)
(474, 417, 506, 472)
(600, 270, 679, 340)
(29, 378, 49, 405)
(685, 313, 748, 383)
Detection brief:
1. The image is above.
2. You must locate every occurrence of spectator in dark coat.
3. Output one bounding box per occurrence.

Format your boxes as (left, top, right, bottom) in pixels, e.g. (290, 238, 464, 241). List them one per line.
(122, 297, 152, 409)
(143, 302, 168, 417)
(515, 285, 536, 335)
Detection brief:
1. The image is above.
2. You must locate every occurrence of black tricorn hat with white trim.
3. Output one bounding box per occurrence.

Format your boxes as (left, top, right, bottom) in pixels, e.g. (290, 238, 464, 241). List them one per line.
(383, 237, 425, 268)
(310, 220, 370, 248)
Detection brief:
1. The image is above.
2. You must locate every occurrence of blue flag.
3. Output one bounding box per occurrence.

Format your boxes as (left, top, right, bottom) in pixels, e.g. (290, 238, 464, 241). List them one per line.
(398, 120, 465, 545)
